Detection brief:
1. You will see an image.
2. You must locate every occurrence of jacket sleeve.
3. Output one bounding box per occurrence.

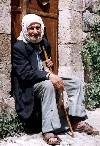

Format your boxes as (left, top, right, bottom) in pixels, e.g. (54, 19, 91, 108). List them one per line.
(13, 44, 48, 84)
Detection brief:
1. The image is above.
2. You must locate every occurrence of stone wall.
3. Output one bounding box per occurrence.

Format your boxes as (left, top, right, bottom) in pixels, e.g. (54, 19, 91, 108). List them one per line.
(58, 0, 100, 81)
(0, 0, 14, 113)
(83, 0, 100, 33)
(58, 0, 84, 81)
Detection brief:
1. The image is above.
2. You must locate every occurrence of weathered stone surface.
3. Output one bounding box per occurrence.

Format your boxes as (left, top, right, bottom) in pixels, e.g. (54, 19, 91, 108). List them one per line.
(0, 34, 11, 75)
(0, 73, 11, 94)
(0, 71, 13, 114)
(0, 89, 15, 114)
(0, 30, 11, 113)
(59, 0, 83, 11)
(58, 44, 71, 66)
(83, 10, 100, 32)
(0, 34, 11, 58)
(83, 0, 100, 13)
(58, 43, 84, 80)
(58, 0, 84, 81)
(58, 10, 83, 44)
(0, 0, 11, 34)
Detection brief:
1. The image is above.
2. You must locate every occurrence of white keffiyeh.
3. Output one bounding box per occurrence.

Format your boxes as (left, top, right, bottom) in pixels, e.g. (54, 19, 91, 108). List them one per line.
(17, 14, 44, 43)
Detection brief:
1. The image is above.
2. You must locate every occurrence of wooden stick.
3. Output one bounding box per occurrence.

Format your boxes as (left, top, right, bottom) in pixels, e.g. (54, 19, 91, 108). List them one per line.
(42, 46, 53, 73)
(62, 98, 74, 137)
(42, 46, 74, 137)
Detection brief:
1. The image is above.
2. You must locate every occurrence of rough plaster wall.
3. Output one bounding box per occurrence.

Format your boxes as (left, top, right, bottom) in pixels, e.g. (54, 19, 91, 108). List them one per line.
(0, 0, 14, 113)
(58, 0, 84, 81)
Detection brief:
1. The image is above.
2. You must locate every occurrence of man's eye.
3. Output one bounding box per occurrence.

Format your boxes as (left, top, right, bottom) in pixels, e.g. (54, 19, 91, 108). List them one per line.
(36, 27, 41, 30)
(28, 27, 40, 30)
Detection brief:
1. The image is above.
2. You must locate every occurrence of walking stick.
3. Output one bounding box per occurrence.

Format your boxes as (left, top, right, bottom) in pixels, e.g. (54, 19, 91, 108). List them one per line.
(42, 46, 74, 137)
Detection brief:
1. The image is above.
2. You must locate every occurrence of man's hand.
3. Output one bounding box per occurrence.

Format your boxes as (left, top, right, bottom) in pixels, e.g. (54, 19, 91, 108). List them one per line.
(49, 73, 64, 90)
(45, 57, 53, 68)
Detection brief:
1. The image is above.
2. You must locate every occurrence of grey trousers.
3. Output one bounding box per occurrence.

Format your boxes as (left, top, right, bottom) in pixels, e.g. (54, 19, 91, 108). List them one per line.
(34, 76, 87, 133)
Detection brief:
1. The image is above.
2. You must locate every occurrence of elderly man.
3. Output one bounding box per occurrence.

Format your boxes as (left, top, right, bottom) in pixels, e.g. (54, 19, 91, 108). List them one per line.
(12, 14, 99, 145)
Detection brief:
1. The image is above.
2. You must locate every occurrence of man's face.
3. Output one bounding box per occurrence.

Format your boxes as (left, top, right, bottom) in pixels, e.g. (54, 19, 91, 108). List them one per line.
(27, 22, 41, 42)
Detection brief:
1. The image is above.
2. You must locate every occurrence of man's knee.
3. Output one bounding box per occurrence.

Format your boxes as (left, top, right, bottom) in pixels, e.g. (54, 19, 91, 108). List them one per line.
(42, 80, 54, 90)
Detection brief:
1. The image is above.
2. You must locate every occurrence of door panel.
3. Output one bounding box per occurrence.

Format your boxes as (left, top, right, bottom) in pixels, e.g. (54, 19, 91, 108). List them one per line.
(11, 0, 22, 44)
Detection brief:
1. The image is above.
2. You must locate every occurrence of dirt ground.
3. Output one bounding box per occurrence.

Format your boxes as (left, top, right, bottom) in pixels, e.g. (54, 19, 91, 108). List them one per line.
(0, 108, 100, 146)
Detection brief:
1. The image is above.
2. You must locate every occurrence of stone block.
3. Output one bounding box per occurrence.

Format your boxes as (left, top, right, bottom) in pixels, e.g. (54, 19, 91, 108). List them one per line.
(0, 34, 11, 84)
(59, 0, 83, 11)
(0, 0, 11, 34)
(58, 10, 83, 44)
(0, 34, 11, 60)
(58, 44, 72, 66)
(58, 43, 84, 81)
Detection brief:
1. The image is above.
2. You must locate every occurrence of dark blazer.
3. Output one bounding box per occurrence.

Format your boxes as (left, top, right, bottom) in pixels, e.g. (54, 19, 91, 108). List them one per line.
(12, 39, 51, 119)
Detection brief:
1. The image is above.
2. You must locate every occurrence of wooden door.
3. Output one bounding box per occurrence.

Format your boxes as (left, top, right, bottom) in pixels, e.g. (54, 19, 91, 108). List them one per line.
(11, 0, 58, 74)
(11, 0, 26, 45)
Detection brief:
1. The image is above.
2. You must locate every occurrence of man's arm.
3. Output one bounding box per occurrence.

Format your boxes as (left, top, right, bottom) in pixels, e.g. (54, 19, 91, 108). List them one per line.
(13, 44, 49, 84)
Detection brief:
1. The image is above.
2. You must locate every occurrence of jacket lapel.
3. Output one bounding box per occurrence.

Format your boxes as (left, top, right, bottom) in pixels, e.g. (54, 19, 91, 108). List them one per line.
(25, 43, 38, 69)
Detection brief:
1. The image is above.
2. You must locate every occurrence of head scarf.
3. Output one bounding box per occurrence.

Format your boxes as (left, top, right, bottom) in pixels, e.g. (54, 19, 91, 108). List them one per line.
(17, 14, 44, 43)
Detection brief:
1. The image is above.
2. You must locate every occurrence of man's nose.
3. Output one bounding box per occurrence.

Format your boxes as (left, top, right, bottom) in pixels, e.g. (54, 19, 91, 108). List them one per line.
(33, 28, 38, 34)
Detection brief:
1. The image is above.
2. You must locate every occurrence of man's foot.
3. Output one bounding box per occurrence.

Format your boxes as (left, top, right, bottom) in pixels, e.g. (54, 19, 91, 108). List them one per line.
(73, 121, 99, 135)
(43, 132, 62, 145)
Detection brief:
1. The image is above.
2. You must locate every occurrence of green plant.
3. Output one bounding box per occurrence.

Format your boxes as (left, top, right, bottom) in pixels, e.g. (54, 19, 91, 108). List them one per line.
(0, 98, 24, 139)
(0, 112, 24, 139)
(91, 21, 100, 42)
(85, 82, 100, 110)
(82, 19, 100, 110)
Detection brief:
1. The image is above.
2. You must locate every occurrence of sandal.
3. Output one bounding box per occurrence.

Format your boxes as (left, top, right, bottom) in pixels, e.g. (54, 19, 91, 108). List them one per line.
(43, 132, 62, 145)
(74, 122, 99, 135)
